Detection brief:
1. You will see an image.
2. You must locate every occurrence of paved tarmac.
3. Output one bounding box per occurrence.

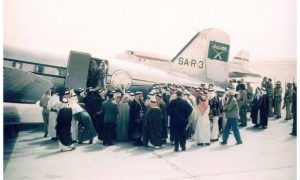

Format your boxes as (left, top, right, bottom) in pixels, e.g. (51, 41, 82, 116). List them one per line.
(3, 103, 297, 180)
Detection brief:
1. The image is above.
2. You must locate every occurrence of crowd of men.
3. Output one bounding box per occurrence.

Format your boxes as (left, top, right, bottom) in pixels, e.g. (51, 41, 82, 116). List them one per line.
(232, 77, 297, 134)
(39, 77, 297, 152)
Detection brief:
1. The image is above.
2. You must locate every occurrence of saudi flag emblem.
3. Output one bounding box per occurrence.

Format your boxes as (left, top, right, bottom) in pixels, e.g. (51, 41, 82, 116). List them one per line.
(207, 41, 230, 62)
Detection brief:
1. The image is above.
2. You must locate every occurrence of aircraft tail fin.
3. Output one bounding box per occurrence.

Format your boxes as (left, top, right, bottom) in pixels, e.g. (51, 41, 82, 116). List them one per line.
(169, 28, 230, 88)
(229, 50, 250, 72)
(228, 50, 262, 78)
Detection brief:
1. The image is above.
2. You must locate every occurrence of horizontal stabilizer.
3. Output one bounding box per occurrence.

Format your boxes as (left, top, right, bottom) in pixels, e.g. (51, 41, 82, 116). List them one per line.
(4, 66, 53, 103)
(229, 71, 262, 78)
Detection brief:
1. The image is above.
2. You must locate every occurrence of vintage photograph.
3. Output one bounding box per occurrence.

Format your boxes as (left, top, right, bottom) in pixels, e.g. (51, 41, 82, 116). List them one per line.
(3, 0, 297, 179)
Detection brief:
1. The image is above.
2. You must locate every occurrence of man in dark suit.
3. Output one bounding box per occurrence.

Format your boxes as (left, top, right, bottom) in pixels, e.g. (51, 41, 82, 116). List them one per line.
(100, 93, 119, 146)
(290, 85, 297, 136)
(166, 90, 193, 152)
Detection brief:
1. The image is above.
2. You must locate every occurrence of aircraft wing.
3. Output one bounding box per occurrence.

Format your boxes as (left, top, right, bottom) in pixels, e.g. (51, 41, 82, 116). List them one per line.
(3, 66, 53, 104)
(229, 71, 262, 78)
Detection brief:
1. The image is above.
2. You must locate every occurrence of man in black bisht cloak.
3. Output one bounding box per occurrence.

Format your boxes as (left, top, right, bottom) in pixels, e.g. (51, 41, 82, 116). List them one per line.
(84, 89, 104, 139)
(166, 90, 193, 152)
(83, 88, 93, 114)
(156, 94, 168, 144)
(56, 98, 76, 151)
(143, 98, 164, 149)
(129, 91, 146, 146)
(251, 87, 269, 128)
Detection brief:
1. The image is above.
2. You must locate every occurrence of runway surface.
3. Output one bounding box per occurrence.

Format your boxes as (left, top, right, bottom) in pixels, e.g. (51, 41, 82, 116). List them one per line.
(3, 102, 297, 180)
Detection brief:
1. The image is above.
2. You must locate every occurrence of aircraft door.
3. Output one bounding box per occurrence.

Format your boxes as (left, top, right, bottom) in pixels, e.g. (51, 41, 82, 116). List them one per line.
(64, 51, 91, 89)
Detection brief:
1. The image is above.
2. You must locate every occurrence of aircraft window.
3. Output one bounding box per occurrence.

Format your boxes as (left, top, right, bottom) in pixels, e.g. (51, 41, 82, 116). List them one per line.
(36, 66, 44, 73)
(20, 64, 35, 72)
(58, 69, 67, 76)
(3, 59, 67, 79)
(11, 62, 23, 69)
(127, 51, 134, 55)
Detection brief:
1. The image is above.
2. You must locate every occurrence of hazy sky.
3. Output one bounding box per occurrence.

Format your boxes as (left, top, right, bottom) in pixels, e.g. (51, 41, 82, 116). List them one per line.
(3, 0, 297, 62)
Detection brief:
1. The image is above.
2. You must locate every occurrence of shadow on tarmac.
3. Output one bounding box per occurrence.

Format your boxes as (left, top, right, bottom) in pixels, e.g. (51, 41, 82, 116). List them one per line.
(128, 147, 151, 157)
(27, 139, 58, 150)
(35, 151, 62, 159)
(185, 143, 209, 152)
(244, 126, 266, 132)
(3, 106, 21, 172)
(156, 151, 176, 158)
(209, 144, 235, 151)
(19, 137, 44, 142)
(3, 128, 19, 172)
(82, 143, 105, 152)
(279, 120, 290, 123)
(268, 117, 279, 121)
(155, 151, 178, 158)
(110, 143, 139, 153)
(149, 144, 179, 158)
(28, 128, 45, 133)
(284, 136, 297, 142)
